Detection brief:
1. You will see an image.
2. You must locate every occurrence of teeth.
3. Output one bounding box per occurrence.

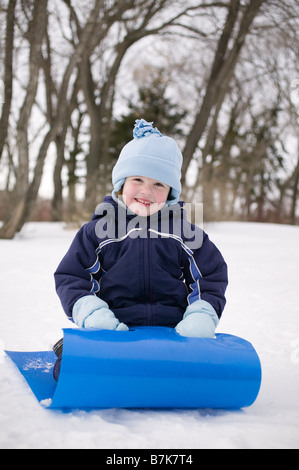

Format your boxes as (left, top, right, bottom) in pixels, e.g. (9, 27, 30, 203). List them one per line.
(136, 199, 151, 205)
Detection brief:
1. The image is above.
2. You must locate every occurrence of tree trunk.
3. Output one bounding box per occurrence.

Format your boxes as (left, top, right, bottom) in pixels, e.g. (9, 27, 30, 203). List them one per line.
(0, 0, 17, 161)
(52, 134, 65, 222)
(288, 142, 299, 224)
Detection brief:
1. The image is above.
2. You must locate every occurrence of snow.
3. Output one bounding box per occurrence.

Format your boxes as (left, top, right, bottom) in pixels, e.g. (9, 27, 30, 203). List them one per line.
(0, 221, 299, 449)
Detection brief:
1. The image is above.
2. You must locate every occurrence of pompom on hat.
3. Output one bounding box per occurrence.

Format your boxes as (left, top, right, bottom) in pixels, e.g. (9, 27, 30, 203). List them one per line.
(112, 119, 183, 205)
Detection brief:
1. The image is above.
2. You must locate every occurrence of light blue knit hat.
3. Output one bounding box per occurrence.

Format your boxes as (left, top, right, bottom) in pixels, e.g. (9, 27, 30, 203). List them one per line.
(112, 119, 183, 205)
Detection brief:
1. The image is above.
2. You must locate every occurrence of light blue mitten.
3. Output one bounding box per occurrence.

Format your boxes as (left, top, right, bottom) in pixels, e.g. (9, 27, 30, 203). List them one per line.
(175, 299, 219, 338)
(73, 295, 128, 331)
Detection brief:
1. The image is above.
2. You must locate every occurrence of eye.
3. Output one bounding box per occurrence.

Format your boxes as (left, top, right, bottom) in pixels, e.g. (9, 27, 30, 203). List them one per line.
(155, 182, 167, 188)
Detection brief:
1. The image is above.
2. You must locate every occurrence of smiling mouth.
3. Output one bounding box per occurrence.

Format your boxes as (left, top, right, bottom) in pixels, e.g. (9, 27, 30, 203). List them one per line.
(135, 198, 152, 206)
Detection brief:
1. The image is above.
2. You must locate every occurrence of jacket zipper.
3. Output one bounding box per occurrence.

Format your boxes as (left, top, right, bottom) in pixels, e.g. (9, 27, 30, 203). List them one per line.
(144, 229, 152, 325)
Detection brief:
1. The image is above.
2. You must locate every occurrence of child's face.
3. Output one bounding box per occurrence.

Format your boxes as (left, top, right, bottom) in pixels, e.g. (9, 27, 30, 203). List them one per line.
(121, 176, 170, 216)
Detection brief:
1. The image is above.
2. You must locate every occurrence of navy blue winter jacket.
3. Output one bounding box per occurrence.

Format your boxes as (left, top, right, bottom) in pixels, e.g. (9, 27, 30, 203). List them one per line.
(54, 197, 228, 328)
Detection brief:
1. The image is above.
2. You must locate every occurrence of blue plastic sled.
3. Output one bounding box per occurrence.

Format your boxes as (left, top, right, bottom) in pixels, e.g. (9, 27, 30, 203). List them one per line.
(5, 327, 261, 410)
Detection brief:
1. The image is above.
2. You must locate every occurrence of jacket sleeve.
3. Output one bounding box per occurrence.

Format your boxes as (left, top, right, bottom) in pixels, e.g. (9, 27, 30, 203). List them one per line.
(183, 231, 228, 319)
(54, 222, 101, 319)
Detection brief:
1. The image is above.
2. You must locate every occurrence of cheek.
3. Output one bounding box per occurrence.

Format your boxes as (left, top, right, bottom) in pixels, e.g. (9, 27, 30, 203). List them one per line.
(155, 189, 169, 204)
(122, 185, 135, 203)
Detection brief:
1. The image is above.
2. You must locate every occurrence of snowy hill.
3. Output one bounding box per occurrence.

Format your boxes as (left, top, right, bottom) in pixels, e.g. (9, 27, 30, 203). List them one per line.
(0, 221, 298, 449)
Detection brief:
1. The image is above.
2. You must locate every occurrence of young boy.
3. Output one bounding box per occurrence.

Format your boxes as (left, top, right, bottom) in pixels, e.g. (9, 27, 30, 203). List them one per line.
(53, 119, 228, 380)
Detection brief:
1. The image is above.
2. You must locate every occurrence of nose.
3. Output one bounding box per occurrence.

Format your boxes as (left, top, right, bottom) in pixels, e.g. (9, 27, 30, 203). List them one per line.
(140, 182, 153, 197)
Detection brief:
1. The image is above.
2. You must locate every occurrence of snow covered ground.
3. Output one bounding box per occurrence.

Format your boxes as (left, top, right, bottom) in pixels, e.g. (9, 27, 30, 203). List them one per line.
(0, 221, 298, 449)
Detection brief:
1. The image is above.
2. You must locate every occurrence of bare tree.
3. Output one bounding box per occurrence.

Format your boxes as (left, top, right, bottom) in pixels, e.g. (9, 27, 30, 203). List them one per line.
(0, 0, 104, 237)
(0, 0, 48, 239)
(181, 0, 267, 186)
